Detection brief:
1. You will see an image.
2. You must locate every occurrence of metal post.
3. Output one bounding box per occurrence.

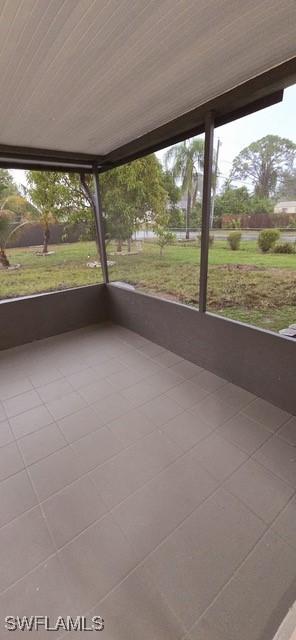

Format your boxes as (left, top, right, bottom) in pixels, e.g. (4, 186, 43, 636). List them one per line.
(92, 166, 109, 284)
(199, 111, 215, 312)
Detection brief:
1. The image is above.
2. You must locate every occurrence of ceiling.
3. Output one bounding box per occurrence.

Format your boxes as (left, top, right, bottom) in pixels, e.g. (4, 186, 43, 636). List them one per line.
(0, 0, 295, 159)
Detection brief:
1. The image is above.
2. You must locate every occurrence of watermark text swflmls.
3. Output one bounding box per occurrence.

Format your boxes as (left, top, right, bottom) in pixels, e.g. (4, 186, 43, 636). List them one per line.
(4, 616, 104, 632)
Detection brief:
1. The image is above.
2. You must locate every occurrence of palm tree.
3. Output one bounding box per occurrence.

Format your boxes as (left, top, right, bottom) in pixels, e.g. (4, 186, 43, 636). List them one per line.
(165, 138, 204, 239)
(0, 196, 29, 267)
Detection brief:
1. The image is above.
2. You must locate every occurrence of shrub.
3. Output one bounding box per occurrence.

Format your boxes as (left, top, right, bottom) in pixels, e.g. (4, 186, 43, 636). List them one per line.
(258, 229, 280, 253)
(227, 231, 242, 250)
(155, 227, 175, 256)
(273, 242, 295, 254)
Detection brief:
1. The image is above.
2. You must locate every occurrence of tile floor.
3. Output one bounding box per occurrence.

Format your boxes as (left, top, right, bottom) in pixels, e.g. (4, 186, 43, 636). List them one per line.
(0, 323, 295, 639)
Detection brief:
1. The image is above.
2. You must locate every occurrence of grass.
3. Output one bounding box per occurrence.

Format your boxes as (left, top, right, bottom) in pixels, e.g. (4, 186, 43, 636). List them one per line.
(1, 239, 296, 332)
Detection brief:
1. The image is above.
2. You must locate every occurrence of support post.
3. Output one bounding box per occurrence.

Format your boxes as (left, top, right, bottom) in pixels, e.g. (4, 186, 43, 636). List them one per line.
(80, 171, 109, 283)
(80, 168, 109, 284)
(92, 167, 109, 283)
(199, 111, 215, 312)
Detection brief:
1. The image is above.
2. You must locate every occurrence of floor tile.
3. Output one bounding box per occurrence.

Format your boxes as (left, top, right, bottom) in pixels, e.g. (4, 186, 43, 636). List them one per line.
(66, 367, 96, 390)
(0, 441, 24, 481)
(213, 382, 255, 410)
(28, 445, 85, 501)
(143, 488, 265, 629)
(0, 555, 74, 639)
(121, 380, 162, 406)
(58, 406, 104, 443)
(144, 369, 185, 393)
(170, 360, 204, 379)
(106, 368, 145, 391)
(277, 416, 296, 445)
(37, 378, 73, 403)
(91, 358, 128, 379)
(43, 475, 107, 549)
(9, 404, 54, 439)
(218, 412, 271, 454)
(98, 566, 186, 640)
(162, 411, 214, 452)
(0, 419, 13, 447)
(59, 514, 136, 611)
(190, 433, 247, 481)
(71, 426, 124, 473)
(0, 469, 37, 528)
(243, 398, 291, 432)
(137, 341, 166, 358)
(112, 450, 218, 559)
(192, 370, 226, 392)
(0, 506, 54, 592)
(79, 379, 114, 404)
(253, 435, 296, 487)
(272, 496, 296, 549)
(107, 408, 156, 446)
(138, 394, 183, 427)
(153, 349, 183, 368)
(3, 389, 42, 418)
(190, 395, 237, 428)
(189, 530, 296, 640)
(29, 366, 63, 389)
(46, 391, 87, 420)
(0, 402, 5, 422)
(92, 393, 134, 423)
(90, 430, 180, 508)
(166, 380, 209, 410)
(0, 376, 33, 401)
(224, 459, 294, 523)
(1, 324, 295, 638)
(18, 423, 67, 466)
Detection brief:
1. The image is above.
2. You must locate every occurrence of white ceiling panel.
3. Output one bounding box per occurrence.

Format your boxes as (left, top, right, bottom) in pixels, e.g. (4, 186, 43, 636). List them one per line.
(0, 0, 295, 156)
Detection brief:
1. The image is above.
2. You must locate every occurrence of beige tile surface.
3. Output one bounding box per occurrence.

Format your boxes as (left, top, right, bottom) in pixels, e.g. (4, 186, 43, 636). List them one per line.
(0, 324, 295, 640)
(18, 423, 67, 466)
(0, 506, 54, 591)
(143, 488, 266, 629)
(43, 475, 107, 548)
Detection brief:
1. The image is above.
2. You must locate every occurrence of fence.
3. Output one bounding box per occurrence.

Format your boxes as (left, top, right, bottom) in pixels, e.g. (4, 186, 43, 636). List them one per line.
(7, 223, 93, 248)
(221, 213, 296, 229)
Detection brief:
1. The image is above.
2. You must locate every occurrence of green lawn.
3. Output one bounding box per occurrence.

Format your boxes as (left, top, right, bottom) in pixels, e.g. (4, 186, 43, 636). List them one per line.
(1, 239, 296, 332)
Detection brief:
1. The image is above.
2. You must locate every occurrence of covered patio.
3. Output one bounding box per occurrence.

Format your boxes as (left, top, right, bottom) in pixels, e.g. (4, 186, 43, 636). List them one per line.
(0, 1, 296, 638)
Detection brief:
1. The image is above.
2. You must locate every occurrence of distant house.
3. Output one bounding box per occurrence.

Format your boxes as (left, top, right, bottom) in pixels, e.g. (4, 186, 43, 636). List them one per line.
(176, 172, 204, 212)
(274, 201, 296, 214)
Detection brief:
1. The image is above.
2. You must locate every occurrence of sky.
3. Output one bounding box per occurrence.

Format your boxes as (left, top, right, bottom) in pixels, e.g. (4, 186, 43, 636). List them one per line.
(158, 83, 296, 191)
(10, 84, 296, 193)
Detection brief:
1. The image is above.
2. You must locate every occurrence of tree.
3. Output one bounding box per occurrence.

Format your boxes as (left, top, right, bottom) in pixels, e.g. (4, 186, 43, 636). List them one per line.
(26, 172, 89, 254)
(0, 195, 29, 267)
(231, 135, 296, 198)
(276, 169, 296, 200)
(101, 155, 167, 251)
(0, 169, 18, 200)
(26, 171, 95, 247)
(214, 185, 250, 220)
(155, 227, 175, 257)
(165, 138, 204, 239)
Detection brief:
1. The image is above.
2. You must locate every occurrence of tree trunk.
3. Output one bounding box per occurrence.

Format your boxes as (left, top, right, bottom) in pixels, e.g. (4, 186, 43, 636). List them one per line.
(117, 239, 122, 252)
(186, 190, 191, 240)
(127, 237, 132, 253)
(43, 222, 50, 254)
(0, 248, 10, 268)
